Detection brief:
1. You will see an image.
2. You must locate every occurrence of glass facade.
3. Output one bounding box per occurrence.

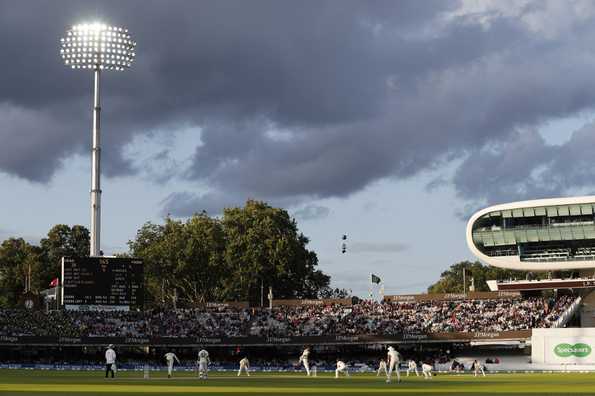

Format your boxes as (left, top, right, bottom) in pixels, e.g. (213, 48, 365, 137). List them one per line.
(472, 203, 595, 262)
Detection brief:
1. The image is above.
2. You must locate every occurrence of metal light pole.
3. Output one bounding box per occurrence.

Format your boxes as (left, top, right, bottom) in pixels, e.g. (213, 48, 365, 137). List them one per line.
(60, 23, 136, 256)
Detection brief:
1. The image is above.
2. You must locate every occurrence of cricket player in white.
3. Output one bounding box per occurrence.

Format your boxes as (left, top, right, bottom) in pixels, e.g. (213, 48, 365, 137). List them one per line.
(422, 363, 433, 379)
(406, 360, 419, 377)
(299, 347, 311, 376)
(473, 360, 486, 377)
(386, 346, 401, 383)
(164, 352, 180, 378)
(105, 344, 116, 378)
(335, 360, 349, 378)
(197, 349, 210, 379)
(376, 359, 388, 376)
(238, 357, 250, 377)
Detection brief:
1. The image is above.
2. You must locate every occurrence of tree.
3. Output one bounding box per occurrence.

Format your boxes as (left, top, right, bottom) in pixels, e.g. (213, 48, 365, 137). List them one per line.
(427, 260, 523, 293)
(0, 225, 88, 307)
(129, 214, 227, 307)
(129, 200, 330, 307)
(0, 238, 41, 308)
(38, 224, 90, 286)
(177, 213, 227, 305)
(221, 200, 329, 304)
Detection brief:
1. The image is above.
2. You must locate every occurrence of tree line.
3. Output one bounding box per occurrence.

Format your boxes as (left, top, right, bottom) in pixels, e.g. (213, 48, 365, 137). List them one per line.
(4, 199, 558, 309)
(0, 200, 332, 308)
(0, 224, 90, 307)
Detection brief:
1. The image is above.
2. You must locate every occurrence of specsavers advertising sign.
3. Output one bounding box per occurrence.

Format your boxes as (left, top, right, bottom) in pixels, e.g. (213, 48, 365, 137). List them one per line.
(545, 338, 595, 364)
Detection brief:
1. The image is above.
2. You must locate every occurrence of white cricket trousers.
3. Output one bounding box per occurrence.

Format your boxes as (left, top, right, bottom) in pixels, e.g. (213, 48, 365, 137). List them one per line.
(387, 360, 400, 382)
(303, 360, 310, 376)
(407, 367, 419, 376)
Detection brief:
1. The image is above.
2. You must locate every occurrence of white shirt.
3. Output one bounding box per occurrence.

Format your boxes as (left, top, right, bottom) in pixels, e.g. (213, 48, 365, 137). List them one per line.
(105, 348, 116, 364)
(379, 360, 387, 368)
(387, 349, 400, 363)
(300, 349, 310, 361)
(337, 361, 347, 370)
(240, 358, 249, 367)
(408, 360, 417, 369)
(422, 363, 432, 371)
(165, 352, 179, 365)
(198, 350, 209, 363)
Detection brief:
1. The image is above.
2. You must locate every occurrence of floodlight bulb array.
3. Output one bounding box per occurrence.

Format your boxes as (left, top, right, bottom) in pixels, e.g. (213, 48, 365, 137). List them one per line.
(60, 23, 136, 71)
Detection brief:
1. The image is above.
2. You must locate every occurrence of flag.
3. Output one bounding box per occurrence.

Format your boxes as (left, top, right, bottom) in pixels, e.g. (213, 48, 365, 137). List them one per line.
(450, 311, 460, 328)
(371, 274, 381, 284)
(49, 278, 59, 287)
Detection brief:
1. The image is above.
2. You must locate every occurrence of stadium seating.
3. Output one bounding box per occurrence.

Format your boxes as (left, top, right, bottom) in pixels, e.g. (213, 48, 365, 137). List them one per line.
(0, 296, 575, 337)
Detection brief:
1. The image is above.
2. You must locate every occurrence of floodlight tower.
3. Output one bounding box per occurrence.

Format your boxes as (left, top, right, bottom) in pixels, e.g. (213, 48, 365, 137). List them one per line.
(60, 23, 136, 257)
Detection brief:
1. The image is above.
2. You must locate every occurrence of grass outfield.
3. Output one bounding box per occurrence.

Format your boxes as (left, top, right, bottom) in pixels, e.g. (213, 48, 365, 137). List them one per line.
(2, 370, 595, 395)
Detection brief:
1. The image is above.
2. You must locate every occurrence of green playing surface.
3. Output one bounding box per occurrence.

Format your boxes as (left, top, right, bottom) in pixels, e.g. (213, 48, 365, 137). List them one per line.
(2, 370, 595, 395)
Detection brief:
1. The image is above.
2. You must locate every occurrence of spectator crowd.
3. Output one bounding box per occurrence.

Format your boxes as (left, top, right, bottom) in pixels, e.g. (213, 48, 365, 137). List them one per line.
(249, 295, 574, 336)
(0, 295, 576, 338)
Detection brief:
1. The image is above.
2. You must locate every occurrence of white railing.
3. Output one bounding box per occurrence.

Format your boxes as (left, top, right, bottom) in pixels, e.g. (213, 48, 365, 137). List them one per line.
(553, 296, 582, 328)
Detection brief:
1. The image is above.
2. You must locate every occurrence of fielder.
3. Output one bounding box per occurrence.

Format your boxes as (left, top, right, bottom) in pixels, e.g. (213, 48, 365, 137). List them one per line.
(335, 360, 350, 378)
(386, 346, 401, 383)
(406, 360, 419, 377)
(164, 351, 180, 378)
(238, 357, 250, 377)
(472, 360, 486, 377)
(376, 359, 388, 376)
(298, 347, 311, 376)
(422, 362, 433, 379)
(105, 344, 116, 379)
(197, 349, 210, 379)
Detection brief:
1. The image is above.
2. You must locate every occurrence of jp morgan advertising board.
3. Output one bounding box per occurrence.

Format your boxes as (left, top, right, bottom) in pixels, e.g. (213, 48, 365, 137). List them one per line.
(532, 328, 595, 364)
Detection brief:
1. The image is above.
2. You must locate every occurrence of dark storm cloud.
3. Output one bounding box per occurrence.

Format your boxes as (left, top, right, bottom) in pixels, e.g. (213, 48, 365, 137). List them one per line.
(453, 129, 556, 205)
(453, 122, 595, 219)
(3, 1, 595, 216)
(0, 103, 76, 181)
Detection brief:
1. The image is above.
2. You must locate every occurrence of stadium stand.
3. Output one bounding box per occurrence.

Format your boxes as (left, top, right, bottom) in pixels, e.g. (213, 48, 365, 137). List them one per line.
(0, 295, 576, 338)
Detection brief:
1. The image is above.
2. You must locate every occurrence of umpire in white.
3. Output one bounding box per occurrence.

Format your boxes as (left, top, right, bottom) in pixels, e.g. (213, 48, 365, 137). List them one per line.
(105, 344, 117, 378)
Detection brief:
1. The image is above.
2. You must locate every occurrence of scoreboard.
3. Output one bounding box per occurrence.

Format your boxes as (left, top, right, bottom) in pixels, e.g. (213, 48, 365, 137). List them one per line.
(61, 257, 143, 310)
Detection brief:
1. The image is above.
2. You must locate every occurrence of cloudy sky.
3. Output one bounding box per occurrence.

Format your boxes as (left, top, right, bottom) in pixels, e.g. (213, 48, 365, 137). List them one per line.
(2, 0, 595, 296)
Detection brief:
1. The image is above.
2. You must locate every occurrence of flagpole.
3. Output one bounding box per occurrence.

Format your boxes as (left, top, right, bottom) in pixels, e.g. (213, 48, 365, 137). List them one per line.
(260, 279, 264, 308)
(268, 287, 273, 310)
(369, 273, 372, 300)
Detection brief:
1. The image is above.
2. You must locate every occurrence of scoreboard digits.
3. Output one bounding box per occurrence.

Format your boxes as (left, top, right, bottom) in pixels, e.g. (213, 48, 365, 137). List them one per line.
(61, 257, 144, 309)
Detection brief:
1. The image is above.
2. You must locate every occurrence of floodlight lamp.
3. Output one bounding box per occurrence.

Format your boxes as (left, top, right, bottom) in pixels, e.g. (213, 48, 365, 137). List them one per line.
(60, 22, 136, 71)
(59, 20, 137, 256)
